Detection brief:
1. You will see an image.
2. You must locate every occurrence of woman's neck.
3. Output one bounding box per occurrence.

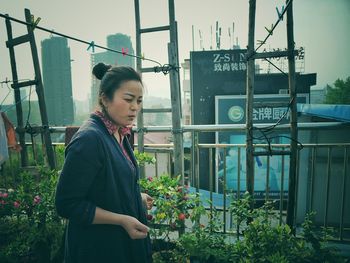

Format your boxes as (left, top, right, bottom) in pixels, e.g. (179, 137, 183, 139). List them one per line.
(114, 130, 124, 144)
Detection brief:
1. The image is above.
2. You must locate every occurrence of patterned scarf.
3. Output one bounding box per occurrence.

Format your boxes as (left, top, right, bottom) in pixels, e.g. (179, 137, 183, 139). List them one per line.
(93, 110, 131, 136)
(92, 110, 135, 168)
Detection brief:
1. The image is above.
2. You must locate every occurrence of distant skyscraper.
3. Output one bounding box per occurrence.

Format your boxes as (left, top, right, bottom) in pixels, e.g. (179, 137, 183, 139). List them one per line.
(41, 36, 74, 125)
(90, 33, 135, 111)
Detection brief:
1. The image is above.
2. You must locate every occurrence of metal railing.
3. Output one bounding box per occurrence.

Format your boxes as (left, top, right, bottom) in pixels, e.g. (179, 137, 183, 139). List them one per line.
(2, 123, 349, 242)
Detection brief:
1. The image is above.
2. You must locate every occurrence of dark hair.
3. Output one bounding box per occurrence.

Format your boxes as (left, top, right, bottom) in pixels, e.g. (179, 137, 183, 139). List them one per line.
(92, 63, 142, 110)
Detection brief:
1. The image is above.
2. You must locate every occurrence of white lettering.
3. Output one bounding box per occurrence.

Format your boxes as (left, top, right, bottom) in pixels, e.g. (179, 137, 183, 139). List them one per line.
(213, 54, 221, 63)
(214, 63, 223, 72)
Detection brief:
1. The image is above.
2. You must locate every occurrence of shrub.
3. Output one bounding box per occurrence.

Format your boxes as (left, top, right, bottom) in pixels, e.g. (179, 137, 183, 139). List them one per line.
(0, 168, 65, 263)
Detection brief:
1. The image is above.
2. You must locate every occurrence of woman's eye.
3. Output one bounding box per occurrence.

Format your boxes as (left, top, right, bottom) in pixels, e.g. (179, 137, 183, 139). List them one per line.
(125, 98, 133, 102)
(137, 100, 143, 104)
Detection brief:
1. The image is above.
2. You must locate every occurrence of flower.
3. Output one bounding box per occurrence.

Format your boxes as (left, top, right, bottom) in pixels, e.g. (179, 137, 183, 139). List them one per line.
(147, 177, 153, 182)
(7, 188, 14, 193)
(2, 193, 8, 198)
(33, 195, 41, 204)
(156, 212, 166, 220)
(178, 213, 186, 221)
(13, 201, 20, 208)
(146, 214, 153, 221)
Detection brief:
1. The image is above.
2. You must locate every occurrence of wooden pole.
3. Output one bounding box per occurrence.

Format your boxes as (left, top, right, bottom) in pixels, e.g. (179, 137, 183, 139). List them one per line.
(134, 0, 146, 178)
(5, 16, 28, 167)
(245, 0, 256, 199)
(168, 0, 184, 182)
(285, 0, 298, 229)
(24, 9, 55, 170)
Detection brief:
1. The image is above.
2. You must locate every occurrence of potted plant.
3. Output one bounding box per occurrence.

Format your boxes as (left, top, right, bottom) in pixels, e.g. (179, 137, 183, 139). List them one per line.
(139, 174, 200, 261)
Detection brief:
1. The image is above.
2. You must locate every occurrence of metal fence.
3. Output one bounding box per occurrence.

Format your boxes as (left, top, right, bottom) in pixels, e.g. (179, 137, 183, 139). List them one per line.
(2, 123, 349, 242)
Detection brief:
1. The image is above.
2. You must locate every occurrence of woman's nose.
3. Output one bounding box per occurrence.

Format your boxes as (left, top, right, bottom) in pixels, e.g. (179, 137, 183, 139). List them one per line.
(130, 102, 139, 111)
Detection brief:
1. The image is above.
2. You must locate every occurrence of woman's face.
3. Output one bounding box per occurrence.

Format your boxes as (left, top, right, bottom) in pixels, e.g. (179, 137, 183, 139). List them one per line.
(103, 80, 143, 128)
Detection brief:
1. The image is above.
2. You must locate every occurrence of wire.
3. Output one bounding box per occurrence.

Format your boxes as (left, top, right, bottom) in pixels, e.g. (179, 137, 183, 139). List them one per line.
(25, 86, 32, 128)
(257, 97, 295, 134)
(267, 135, 304, 149)
(153, 64, 180, 75)
(246, 96, 303, 155)
(24, 86, 38, 136)
(0, 12, 180, 73)
(263, 58, 288, 77)
(0, 80, 12, 107)
(254, 0, 293, 53)
(0, 85, 35, 113)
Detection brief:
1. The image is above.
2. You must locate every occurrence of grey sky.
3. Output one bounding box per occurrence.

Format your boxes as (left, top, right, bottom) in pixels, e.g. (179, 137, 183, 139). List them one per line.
(0, 0, 349, 104)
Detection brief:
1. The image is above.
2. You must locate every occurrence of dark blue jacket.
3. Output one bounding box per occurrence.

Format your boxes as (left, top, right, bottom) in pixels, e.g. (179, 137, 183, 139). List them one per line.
(55, 115, 152, 263)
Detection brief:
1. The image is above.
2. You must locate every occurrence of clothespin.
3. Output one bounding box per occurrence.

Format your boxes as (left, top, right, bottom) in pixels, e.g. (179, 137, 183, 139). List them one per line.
(30, 15, 41, 30)
(141, 53, 145, 60)
(87, 41, 95, 53)
(264, 24, 274, 36)
(276, 5, 285, 21)
(122, 47, 128, 56)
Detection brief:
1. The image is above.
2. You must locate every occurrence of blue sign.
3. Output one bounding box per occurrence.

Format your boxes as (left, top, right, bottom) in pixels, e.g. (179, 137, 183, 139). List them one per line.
(215, 94, 309, 199)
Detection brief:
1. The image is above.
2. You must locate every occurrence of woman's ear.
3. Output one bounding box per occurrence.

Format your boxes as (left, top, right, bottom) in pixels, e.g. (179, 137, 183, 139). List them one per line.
(100, 94, 110, 109)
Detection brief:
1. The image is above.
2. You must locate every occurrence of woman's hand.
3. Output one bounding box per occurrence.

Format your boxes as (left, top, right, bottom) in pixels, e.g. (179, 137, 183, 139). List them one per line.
(141, 193, 154, 210)
(120, 215, 149, 239)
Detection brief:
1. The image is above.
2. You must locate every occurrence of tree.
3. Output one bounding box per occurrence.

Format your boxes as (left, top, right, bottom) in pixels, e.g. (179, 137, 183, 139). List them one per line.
(324, 76, 350, 104)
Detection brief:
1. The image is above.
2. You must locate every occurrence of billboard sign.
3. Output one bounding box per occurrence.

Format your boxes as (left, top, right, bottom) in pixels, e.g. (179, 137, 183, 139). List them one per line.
(215, 94, 309, 199)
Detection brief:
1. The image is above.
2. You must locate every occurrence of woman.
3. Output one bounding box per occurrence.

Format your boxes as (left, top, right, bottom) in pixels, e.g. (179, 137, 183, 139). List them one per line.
(55, 63, 153, 263)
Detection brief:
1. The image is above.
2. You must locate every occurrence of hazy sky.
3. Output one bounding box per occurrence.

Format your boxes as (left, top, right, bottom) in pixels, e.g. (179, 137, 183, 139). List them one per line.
(0, 0, 349, 104)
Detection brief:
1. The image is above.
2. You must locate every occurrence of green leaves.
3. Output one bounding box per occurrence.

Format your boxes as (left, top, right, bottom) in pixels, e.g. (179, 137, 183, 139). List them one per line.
(144, 177, 345, 262)
(134, 150, 156, 166)
(324, 76, 350, 104)
(0, 168, 64, 263)
(140, 174, 195, 240)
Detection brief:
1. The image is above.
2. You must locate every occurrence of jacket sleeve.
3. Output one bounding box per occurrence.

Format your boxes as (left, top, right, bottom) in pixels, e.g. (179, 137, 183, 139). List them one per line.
(55, 130, 104, 225)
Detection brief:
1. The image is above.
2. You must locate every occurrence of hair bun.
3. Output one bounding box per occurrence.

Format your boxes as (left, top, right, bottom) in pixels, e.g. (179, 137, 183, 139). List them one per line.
(92, 63, 112, 80)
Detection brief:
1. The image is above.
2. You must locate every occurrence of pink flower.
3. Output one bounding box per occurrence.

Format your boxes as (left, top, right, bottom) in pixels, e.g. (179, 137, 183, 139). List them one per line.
(0, 200, 6, 205)
(2, 193, 8, 198)
(0, 193, 3, 198)
(13, 201, 20, 208)
(33, 195, 41, 204)
(147, 177, 153, 182)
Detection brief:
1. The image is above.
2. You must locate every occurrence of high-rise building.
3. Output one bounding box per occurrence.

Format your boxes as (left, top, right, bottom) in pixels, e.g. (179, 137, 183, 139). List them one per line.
(41, 36, 74, 126)
(90, 33, 135, 111)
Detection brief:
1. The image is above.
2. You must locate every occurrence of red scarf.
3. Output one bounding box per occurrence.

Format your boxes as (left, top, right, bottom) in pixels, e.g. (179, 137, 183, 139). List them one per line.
(93, 110, 131, 136)
(93, 111, 134, 167)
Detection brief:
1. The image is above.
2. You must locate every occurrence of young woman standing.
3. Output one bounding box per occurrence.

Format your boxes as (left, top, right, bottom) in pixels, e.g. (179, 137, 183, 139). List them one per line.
(55, 63, 153, 262)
